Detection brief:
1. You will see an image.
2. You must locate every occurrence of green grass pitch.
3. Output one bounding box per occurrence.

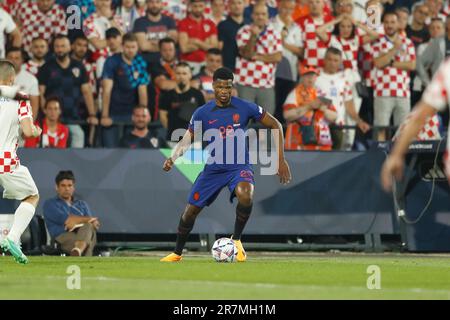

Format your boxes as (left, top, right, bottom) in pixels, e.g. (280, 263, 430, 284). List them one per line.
(0, 253, 449, 299)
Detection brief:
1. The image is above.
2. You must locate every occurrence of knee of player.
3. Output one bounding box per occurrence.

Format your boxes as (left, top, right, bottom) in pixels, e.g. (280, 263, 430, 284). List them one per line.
(236, 192, 253, 207)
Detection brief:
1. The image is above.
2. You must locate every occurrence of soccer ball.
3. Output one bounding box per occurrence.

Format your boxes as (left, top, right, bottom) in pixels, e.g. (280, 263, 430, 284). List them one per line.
(211, 238, 237, 263)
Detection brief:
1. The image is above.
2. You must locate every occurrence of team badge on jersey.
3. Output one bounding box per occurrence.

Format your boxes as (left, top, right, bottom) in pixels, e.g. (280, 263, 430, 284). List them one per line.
(233, 113, 240, 123)
(72, 67, 80, 78)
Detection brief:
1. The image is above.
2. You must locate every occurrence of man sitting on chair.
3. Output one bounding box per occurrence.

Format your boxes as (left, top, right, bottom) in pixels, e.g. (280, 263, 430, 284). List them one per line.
(43, 170, 100, 256)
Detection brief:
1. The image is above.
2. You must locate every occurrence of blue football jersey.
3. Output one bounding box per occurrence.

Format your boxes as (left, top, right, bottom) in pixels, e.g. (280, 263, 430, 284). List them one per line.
(188, 96, 266, 170)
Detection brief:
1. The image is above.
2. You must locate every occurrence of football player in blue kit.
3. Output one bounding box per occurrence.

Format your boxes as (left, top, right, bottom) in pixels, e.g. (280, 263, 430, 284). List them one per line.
(161, 67, 291, 262)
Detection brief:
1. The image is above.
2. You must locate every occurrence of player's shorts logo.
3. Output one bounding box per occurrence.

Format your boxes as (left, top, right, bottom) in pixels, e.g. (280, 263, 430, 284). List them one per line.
(193, 192, 200, 201)
(240, 170, 253, 179)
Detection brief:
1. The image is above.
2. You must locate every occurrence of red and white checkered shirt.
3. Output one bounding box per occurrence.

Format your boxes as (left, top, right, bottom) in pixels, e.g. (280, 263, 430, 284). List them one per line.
(329, 34, 363, 72)
(23, 60, 43, 78)
(83, 13, 124, 62)
(83, 60, 97, 96)
(394, 113, 441, 141)
(11, 1, 67, 55)
(298, 15, 334, 68)
(0, 99, 32, 174)
(372, 35, 416, 98)
(235, 24, 282, 89)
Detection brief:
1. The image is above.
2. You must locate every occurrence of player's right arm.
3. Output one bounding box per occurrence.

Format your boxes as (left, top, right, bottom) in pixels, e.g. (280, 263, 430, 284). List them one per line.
(20, 115, 41, 138)
(163, 130, 194, 172)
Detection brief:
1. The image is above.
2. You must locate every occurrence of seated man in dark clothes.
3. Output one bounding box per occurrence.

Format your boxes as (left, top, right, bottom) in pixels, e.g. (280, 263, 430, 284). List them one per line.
(120, 104, 167, 149)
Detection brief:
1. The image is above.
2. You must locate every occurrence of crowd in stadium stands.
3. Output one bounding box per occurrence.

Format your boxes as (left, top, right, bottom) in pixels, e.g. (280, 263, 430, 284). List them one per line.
(0, 0, 449, 150)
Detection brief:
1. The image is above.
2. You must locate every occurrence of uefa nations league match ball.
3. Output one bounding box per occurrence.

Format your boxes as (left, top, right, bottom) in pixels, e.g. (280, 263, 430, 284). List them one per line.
(211, 238, 238, 262)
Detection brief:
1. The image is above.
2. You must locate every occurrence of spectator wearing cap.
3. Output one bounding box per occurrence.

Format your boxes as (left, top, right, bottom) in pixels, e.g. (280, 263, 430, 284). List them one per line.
(271, 0, 303, 123)
(6, 47, 40, 120)
(133, 0, 178, 65)
(235, 2, 282, 115)
(283, 65, 337, 151)
(0, 7, 21, 58)
(101, 33, 149, 147)
(43, 170, 100, 257)
(24, 97, 69, 149)
(120, 104, 167, 148)
(178, 0, 219, 75)
(11, 0, 67, 55)
(24, 37, 48, 77)
(38, 34, 98, 148)
(218, 0, 245, 72)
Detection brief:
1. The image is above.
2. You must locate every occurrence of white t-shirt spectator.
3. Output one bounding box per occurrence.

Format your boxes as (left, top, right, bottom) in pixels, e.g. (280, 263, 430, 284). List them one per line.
(15, 69, 39, 97)
(271, 16, 303, 81)
(315, 70, 353, 125)
(0, 8, 17, 58)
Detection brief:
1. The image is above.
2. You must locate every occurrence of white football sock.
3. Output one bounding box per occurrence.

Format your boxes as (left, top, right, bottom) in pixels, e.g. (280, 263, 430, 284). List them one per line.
(7, 202, 35, 244)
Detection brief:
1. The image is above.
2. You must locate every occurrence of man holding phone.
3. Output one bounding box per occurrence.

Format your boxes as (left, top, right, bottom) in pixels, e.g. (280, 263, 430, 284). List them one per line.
(315, 47, 371, 150)
(283, 65, 338, 151)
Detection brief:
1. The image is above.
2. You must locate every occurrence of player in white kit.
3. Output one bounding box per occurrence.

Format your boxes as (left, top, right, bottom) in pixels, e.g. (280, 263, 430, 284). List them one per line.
(381, 58, 450, 191)
(0, 60, 42, 264)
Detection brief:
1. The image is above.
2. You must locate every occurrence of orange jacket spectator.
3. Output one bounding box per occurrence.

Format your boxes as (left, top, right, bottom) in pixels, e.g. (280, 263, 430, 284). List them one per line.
(283, 67, 337, 151)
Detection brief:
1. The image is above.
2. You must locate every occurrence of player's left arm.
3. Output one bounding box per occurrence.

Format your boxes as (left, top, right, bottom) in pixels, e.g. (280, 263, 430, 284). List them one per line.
(259, 112, 292, 185)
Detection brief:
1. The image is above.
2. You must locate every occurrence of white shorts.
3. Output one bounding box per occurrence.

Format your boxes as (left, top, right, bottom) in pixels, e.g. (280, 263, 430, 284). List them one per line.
(0, 165, 39, 200)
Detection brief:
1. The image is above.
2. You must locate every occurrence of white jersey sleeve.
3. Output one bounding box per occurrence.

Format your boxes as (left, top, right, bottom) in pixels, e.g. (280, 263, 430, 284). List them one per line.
(422, 59, 450, 112)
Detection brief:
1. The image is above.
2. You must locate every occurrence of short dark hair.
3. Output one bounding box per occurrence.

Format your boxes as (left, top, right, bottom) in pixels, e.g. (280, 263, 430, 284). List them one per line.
(207, 48, 222, 56)
(53, 34, 70, 43)
(5, 47, 23, 57)
(71, 34, 88, 44)
(133, 104, 149, 112)
(213, 67, 234, 82)
(44, 96, 62, 109)
(382, 11, 398, 22)
(176, 62, 192, 71)
(325, 47, 342, 57)
(55, 170, 75, 185)
(106, 27, 121, 39)
(159, 37, 176, 48)
(122, 32, 138, 44)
